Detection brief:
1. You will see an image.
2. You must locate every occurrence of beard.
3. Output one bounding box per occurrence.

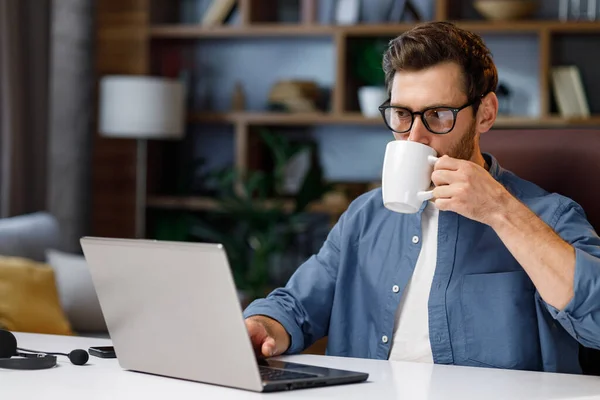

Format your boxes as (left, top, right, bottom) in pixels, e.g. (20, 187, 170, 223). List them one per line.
(446, 119, 477, 161)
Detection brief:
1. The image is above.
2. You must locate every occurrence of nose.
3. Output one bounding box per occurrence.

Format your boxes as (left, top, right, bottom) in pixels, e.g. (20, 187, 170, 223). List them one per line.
(407, 115, 431, 145)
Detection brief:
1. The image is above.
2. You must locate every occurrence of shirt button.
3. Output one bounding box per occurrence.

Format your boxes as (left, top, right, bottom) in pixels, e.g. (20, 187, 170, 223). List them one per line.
(392, 285, 400, 293)
(412, 236, 419, 244)
(382, 335, 389, 344)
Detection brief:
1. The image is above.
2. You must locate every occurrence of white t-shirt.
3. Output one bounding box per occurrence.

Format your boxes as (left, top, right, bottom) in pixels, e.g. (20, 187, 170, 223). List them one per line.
(388, 201, 439, 363)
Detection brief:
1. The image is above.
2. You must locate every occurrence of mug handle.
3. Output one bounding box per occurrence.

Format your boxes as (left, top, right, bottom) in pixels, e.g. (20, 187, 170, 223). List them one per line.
(427, 155, 439, 166)
(417, 190, 434, 201)
(416, 155, 439, 201)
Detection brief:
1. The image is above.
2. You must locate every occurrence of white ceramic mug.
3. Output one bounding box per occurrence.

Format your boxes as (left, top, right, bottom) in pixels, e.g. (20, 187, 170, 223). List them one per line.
(381, 140, 439, 213)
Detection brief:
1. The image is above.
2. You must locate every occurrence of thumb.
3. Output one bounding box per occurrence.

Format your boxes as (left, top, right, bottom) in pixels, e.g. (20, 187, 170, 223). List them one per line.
(262, 336, 277, 357)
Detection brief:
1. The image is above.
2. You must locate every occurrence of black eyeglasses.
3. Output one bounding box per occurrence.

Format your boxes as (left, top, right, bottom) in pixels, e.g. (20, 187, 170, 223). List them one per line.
(378, 99, 476, 135)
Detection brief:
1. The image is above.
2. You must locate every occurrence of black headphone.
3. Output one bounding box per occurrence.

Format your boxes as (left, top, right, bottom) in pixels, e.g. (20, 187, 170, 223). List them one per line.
(0, 329, 89, 370)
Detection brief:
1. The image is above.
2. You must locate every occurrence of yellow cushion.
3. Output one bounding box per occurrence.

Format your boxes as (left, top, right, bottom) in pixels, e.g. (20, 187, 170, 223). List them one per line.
(0, 256, 73, 335)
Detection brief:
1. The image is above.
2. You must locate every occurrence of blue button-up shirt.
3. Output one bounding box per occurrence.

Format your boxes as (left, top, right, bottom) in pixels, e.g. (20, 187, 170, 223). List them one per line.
(243, 153, 600, 373)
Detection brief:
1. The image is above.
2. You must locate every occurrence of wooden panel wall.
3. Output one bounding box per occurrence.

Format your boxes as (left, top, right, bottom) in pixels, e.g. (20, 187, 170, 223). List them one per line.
(92, 0, 149, 238)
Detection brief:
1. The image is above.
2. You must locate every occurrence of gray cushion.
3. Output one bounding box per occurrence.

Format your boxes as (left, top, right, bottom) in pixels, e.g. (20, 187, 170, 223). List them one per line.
(0, 212, 61, 261)
(45, 249, 108, 333)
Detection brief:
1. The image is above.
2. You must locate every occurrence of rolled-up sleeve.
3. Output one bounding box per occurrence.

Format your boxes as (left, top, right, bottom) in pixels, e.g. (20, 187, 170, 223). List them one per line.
(544, 201, 600, 349)
(242, 211, 345, 354)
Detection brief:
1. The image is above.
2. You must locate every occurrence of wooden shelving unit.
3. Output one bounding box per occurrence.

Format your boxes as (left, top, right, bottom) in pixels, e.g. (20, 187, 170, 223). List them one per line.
(150, 21, 600, 38)
(150, 15, 600, 186)
(93, 0, 600, 237)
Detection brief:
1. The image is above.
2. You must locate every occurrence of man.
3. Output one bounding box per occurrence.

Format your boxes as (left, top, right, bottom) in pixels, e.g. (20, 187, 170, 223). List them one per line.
(243, 21, 600, 373)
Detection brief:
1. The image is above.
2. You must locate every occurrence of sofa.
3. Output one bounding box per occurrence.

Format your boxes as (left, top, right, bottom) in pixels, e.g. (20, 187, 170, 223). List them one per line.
(0, 212, 108, 337)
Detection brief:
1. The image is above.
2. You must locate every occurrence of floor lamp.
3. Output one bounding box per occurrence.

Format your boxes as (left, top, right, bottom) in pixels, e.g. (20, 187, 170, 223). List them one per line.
(98, 76, 186, 238)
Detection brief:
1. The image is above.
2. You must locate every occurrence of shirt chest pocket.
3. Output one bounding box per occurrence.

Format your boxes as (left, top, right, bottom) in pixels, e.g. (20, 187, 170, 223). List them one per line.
(460, 271, 541, 371)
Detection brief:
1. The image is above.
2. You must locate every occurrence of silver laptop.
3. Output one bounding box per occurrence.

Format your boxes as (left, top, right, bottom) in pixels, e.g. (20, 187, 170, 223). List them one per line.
(80, 237, 368, 392)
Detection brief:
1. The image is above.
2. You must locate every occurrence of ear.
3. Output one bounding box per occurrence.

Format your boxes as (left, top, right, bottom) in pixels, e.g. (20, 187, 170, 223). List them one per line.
(476, 92, 498, 133)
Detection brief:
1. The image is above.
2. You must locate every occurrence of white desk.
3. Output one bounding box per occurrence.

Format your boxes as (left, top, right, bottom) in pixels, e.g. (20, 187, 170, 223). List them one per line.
(3, 333, 600, 400)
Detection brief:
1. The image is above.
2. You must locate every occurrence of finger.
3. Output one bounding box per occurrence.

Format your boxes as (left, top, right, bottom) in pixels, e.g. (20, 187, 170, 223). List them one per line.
(432, 184, 457, 199)
(262, 337, 277, 357)
(434, 198, 453, 211)
(433, 155, 463, 171)
(431, 169, 458, 186)
(246, 320, 268, 351)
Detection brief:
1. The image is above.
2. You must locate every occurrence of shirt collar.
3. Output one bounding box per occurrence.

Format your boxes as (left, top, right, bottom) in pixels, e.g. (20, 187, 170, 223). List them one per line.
(483, 152, 503, 181)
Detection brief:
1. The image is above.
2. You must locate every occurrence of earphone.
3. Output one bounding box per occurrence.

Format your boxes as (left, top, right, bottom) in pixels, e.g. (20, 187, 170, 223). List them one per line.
(0, 329, 89, 370)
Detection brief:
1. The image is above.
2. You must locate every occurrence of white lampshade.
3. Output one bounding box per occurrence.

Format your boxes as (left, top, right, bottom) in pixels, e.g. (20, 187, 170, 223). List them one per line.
(98, 75, 186, 139)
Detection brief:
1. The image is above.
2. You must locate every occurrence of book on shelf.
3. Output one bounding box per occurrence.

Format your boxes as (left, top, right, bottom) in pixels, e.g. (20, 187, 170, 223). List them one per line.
(201, 0, 237, 26)
(335, 0, 360, 25)
(551, 65, 590, 118)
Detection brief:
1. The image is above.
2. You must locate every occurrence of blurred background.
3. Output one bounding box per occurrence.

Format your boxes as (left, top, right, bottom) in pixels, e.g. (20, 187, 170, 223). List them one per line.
(1, 0, 600, 338)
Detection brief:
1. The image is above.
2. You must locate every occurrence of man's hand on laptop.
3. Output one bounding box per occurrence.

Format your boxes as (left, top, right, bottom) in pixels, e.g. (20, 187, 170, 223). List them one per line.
(245, 315, 290, 358)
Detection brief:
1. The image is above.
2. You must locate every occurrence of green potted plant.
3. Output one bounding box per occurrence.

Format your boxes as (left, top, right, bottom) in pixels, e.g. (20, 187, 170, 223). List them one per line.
(352, 38, 389, 117)
(189, 130, 333, 302)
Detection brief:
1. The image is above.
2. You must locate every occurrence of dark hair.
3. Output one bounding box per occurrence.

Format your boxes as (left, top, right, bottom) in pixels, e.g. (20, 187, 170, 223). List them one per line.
(382, 21, 498, 112)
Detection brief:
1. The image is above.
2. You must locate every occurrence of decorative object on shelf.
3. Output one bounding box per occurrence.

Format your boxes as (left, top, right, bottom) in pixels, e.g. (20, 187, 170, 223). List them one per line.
(359, 0, 397, 23)
(267, 80, 321, 112)
(190, 130, 333, 300)
(343, 0, 421, 23)
(474, 0, 539, 21)
(195, 66, 215, 112)
(496, 82, 513, 115)
(335, 0, 360, 24)
(396, 0, 423, 21)
(180, 0, 204, 24)
(201, 0, 237, 26)
(588, 0, 598, 20)
(278, 0, 301, 23)
(231, 81, 246, 111)
(318, 0, 337, 24)
(388, 0, 408, 21)
(551, 65, 590, 118)
(352, 38, 388, 117)
(283, 147, 312, 195)
(98, 76, 186, 238)
(559, 0, 598, 21)
(358, 87, 388, 117)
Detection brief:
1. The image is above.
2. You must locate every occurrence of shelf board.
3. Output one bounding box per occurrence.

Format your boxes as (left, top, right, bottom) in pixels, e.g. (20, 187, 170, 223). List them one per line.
(147, 195, 350, 215)
(343, 21, 540, 36)
(334, 23, 426, 36)
(543, 20, 600, 33)
(342, 21, 600, 36)
(150, 24, 335, 38)
(190, 112, 600, 128)
(150, 21, 600, 39)
(457, 20, 600, 34)
(494, 115, 600, 128)
(148, 196, 221, 211)
(189, 112, 384, 126)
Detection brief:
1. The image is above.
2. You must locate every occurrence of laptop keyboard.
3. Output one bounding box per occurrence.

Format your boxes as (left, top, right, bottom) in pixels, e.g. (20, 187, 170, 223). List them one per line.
(259, 366, 320, 381)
